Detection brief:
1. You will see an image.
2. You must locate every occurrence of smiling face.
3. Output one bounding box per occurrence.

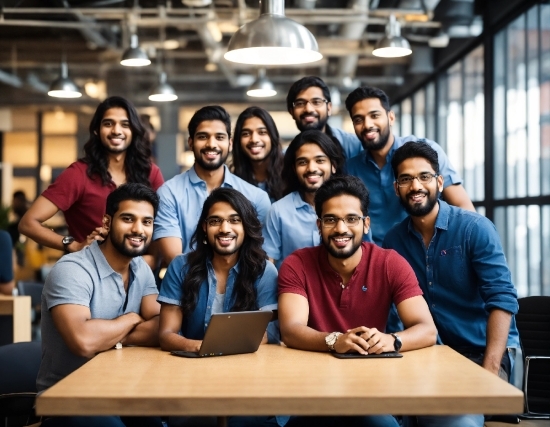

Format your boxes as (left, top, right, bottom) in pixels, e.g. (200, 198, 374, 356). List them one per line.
(189, 120, 232, 172)
(395, 157, 444, 217)
(105, 200, 154, 258)
(239, 116, 272, 163)
(294, 143, 336, 193)
(350, 98, 394, 152)
(318, 194, 369, 260)
(98, 107, 133, 153)
(202, 201, 245, 257)
(290, 86, 332, 132)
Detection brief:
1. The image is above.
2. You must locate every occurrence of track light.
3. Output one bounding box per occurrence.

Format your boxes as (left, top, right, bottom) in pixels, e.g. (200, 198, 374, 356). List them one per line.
(372, 15, 412, 58)
(48, 62, 82, 99)
(121, 34, 151, 67)
(149, 72, 178, 102)
(247, 69, 276, 98)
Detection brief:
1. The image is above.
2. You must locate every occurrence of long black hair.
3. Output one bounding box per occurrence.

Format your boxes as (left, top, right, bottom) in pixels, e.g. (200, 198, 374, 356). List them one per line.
(181, 188, 267, 314)
(281, 130, 345, 196)
(232, 106, 284, 201)
(81, 96, 152, 186)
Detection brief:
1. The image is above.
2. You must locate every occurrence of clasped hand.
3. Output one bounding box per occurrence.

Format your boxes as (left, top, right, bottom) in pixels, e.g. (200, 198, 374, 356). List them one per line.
(333, 326, 394, 355)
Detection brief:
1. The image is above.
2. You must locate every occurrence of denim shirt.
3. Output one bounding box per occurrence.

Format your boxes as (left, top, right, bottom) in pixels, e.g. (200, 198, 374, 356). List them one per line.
(347, 135, 462, 246)
(158, 254, 278, 341)
(383, 201, 520, 350)
(326, 125, 363, 160)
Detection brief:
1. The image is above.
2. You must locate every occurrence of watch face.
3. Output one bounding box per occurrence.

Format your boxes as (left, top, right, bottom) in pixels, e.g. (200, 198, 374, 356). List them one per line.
(392, 334, 402, 352)
(63, 236, 75, 245)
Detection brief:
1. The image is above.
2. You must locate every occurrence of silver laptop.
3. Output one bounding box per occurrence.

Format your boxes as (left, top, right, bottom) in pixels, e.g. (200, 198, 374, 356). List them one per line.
(170, 310, 273, 358)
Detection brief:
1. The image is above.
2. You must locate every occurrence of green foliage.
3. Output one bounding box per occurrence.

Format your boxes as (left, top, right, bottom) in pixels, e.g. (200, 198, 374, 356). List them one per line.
(0, 205, 10, 230)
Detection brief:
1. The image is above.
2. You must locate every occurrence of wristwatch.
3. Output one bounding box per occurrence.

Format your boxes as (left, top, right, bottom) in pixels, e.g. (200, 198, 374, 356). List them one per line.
(325, 332, 343, 351)
(62, 235, 75, 251)
(390, 333, 402, 352)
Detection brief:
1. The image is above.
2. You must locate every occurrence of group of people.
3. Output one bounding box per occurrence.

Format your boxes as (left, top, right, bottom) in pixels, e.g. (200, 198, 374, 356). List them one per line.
(16, 76, 520, 427)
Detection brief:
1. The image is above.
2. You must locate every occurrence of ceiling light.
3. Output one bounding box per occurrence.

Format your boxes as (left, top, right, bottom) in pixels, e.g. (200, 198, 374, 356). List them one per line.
(224, 0, 322, 65)
(372, 15, 412, 58)
(149, 72, 178, 102)
(48, 62, 82, 98)
(182, 0, 212, 6)
(247, 69, 277, 98)
(121, 34, 151, 67)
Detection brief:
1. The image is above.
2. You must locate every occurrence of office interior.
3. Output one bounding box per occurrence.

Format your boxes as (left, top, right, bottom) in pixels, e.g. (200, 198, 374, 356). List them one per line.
(0, 0, 548, 296)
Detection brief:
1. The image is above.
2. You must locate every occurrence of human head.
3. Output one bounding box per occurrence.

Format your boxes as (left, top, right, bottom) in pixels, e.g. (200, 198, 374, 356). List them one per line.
(233, 106, 281, 164)
(103, 183, 160, 257)
(187, 105, 232, 139)
(12, 190, 28, 217)
(282, 130, 344, 195)
(392, 142, 443, 217)
(286, 76, 332, 132)
(345, 86, 394, 152)
(314, 176, 370, 260)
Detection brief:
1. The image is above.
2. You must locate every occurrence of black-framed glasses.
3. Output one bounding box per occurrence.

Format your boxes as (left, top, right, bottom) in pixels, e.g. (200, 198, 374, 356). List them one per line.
(318, 215, 366, 228)
(396, 173, 439, 188)
(292, 98, 328, 109)
(204, 216, 242, 227)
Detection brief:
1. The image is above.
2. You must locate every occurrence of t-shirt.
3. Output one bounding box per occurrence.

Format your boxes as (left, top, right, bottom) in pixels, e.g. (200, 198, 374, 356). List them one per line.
(42, 160, 164, 242)
(278, 242, 422, 333)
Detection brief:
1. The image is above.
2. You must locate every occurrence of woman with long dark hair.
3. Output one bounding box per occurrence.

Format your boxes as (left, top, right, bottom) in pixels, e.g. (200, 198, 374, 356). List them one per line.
(232, 106, 284, 202)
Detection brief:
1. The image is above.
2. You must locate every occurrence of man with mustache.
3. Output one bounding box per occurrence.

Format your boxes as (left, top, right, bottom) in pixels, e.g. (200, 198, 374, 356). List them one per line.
(278, 175, 437, 427)
(287, 76, 362, 160)
(345, 86, 475, 246)
(383, 142, 520, 427)
(38, 183, 162, 427)
(153, 105, 271, 264)
(263, 130, 344, 268)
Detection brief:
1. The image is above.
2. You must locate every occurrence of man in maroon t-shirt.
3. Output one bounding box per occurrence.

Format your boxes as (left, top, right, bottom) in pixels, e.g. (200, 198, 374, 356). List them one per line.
(279, 175, 436, 356)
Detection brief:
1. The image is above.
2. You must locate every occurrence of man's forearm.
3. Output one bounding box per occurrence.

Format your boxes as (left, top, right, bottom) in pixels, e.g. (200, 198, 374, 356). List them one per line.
(281, 323, 329, 352)
(123, 315, 160, 347)
(483, 309, 512, 375)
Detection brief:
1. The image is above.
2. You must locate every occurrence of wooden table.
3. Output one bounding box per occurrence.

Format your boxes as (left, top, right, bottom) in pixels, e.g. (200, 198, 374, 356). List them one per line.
(36, 345, 523, 417)
(0, 295, 31, 343)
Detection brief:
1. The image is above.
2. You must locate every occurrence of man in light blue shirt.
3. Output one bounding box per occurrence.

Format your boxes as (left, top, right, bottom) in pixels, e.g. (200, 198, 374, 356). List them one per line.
(154, 106, 271, 265)
(383, 142, 519, 427)
(263, 130, 345, 268)
(286, 76, 362, 160)
(345, 86, 475, 245)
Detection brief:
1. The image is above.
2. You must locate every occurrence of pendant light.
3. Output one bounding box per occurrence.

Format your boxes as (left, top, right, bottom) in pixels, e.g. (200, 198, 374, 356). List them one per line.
(149, 72, 178, 102)
(48, 61, 82, 99)
(372, 15, 412, 58)
(247, 69, 276, 97)
(224, 0, 322, 65)
(121, 34, 151, 67)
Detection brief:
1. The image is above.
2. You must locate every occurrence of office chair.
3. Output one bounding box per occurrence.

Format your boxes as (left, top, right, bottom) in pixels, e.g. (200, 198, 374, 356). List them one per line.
(17, 281, 44, 342)
(516, 296, 550, 419)
(0, 341, 42, 426)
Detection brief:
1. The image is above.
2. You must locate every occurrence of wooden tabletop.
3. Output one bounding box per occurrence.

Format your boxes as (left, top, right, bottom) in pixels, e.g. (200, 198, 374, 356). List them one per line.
(0, 295, 31, 343)
(36, 345, 524, 417)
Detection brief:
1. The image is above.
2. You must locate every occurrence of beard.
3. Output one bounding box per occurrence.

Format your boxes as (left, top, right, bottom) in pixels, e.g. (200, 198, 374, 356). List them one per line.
(399, 187, 440, 217)
(110, 233, 149, 258)
(296, 113, 329, 132)
(359, 121, 391, 152)
(323, 232, 362, 260)
(194, 149, 229, 171)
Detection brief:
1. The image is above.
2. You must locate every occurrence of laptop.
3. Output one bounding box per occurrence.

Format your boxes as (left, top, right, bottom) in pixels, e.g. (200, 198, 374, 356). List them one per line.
(170, 310, 273, 358)
(332, 351, 403, 359)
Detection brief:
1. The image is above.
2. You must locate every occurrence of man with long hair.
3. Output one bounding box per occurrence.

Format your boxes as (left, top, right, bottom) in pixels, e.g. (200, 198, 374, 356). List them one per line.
(19, 96, 164, 253)
(153, 105, 270, 264)
(263, 130, 344, 268)
(286, 76, 362, 159)
(232, 106, 285, 202)
(38, 183, 162, 427)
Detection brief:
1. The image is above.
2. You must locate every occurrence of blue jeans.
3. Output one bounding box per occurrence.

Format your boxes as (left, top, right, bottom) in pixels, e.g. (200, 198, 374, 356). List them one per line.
(285, 415, 399, 427)
(41, 416, 163, 427)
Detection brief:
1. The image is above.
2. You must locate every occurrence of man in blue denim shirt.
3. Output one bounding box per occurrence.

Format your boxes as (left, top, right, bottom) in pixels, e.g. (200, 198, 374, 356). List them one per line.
(383, 142, 520, 427)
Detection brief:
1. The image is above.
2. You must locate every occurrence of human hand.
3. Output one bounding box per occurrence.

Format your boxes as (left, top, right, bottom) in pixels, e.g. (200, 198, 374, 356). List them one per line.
(355, 328, 395, 354)
(333, 326, 371, 354)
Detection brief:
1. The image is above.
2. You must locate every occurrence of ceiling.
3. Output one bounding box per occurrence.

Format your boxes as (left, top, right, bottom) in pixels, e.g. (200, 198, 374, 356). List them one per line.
(0, 0, 483, 110)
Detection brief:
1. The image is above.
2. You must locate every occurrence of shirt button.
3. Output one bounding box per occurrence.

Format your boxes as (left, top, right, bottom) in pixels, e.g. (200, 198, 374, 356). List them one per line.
(428, 282, 432, 286)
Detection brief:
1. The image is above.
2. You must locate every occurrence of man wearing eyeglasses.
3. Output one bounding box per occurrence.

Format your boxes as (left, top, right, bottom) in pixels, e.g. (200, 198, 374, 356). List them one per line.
(344, 86, 475, 246)
(278, 175, 437, 427)
(286, 76, 362, 159)
(383, 142, 519, 427)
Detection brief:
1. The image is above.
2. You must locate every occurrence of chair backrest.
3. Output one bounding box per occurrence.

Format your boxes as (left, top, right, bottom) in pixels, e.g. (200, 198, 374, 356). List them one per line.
(17, 281, 44, 308)
(516, 296, 550, 415)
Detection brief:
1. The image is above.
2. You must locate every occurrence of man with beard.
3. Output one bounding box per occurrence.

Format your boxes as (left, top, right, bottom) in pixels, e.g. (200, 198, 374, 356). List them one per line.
(383, 142, 520, 427)
(278, 176, 437, 427)
(38, 183, 162, 427)
(344, 86, 474, 246)
(287, 76, 362, 159)
(263, 130, 344, 269)
(153, 105, 270, 264)
(19, 96, 164, 253)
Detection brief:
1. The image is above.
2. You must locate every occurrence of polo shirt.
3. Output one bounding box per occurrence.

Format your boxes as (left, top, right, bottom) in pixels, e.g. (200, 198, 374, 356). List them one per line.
(346, 135, 462, 246)
(153, 165, 271, 254)
(37, 241, 158, 392)
(326, 125, 363, 160)
(42, 160, 164, 242)
(278, 242, 422, 333)
(383, 200, 520, 351)
(158, 254, 278, 339)
(262, 191, 320, 268)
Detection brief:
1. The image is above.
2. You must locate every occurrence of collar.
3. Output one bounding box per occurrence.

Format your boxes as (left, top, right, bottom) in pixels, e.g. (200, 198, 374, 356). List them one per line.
(363, 134, 397, 166)
(89, 240, 138, 280)
(406, 200, 450, 235)
(291, 191, 312, 210)
(206, 256, 241, 275)
(189, 164, 234, 188)
(317, 242, 367, 279)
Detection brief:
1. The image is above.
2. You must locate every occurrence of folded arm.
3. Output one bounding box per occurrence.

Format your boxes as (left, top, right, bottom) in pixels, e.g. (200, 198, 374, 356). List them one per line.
(122, 294, 161, 347)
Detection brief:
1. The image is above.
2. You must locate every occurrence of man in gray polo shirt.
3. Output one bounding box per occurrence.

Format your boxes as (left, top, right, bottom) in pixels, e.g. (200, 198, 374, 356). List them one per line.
(38, 183, 162, 427)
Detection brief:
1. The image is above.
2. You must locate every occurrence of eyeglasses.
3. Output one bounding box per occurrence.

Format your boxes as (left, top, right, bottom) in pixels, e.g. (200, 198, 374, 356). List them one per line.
(318, 215, 366, 228)
(396, 173, 439, 188)
(205, 216, 242, 227)
(292, 98, 328, 109)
